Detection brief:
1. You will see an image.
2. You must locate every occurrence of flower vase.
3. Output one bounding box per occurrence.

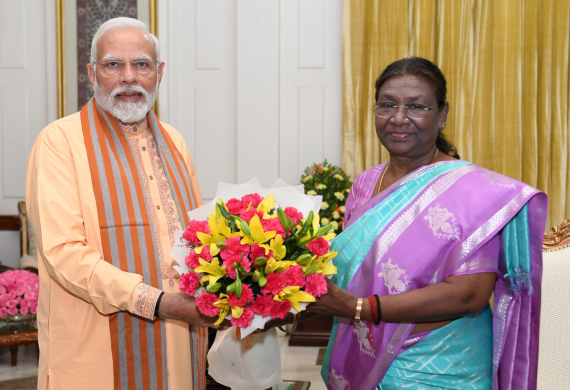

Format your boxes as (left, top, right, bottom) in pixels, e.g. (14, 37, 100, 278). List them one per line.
(0, 313, 37, 334)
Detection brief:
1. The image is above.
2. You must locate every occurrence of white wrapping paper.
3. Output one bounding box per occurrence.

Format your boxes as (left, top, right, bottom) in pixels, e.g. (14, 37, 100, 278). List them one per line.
(207, 327, 281, 390)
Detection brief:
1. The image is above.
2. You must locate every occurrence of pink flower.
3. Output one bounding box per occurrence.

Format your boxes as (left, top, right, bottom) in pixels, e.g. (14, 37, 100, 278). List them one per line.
(29, 306, 37, 314)
(283, 207, 304, 226)
(6, 300, 16, 308)
(230, 308, 254, 328)
(179, 272, 201, 296)
(270, 300, 291, 320)
(227, 284, 254, 307)
(305, 274, 328, 298)
(307, 237, 330, 257)
(250, 295, 275, 317)
(261, 273, 286, 296)
(220, 237, 251, 278)
(226, 198, 246, 215)
(240, 209, 264, 223)
(20, 299, 31, 308)
(261, 217, 286, 236)
(183, 220, 211, 246)
(7, 307, 18, 316)
(282, 265, 306, 288)
(250, 243, 271, 264)
(242, 194, 264, 209)
(0, 308, 7, 317)
(15, 287, 24, 296)
(185, 246, 213, 269)
(196, 292, 221, 316)
(19, 307, 29, 316)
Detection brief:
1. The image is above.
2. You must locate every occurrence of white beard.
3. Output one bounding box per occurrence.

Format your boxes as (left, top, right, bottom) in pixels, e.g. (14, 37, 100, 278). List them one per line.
(94, 78, 158, 123)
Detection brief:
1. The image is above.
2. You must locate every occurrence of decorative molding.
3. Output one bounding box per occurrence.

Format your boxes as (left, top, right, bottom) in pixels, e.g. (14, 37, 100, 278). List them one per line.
(0, 215, 20, 231)
(543, 219, 570, 251)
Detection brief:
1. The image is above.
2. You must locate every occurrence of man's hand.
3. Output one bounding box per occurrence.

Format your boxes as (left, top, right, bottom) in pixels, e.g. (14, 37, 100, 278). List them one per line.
(158, 292, 231, 329)
(262, 313, 294, 332)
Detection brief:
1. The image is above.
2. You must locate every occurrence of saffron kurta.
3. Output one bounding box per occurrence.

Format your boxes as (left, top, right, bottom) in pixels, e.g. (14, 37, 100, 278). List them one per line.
(26, 111, 204, 390)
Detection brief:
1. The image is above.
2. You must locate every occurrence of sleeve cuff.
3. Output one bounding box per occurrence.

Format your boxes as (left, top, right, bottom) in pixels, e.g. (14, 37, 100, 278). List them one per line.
(132, 283, 163, 320)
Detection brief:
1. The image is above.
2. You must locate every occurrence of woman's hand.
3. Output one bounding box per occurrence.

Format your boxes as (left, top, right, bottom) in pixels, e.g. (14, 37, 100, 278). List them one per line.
(306, 279, 361, 319)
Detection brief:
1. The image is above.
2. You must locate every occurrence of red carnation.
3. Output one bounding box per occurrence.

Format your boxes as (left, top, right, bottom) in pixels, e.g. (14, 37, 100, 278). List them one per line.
(261, 217, 286, 236)
(261, 272, 286, 295)
(226, 198, 245, 215)
(185, 246, 213, 269)
(231, 308, 255, 328)
(179, 272, 201, 296)
(242, 193, 264, 208)
(284, 207, 304, 226)
(183, 220, 211, 246)
(305, 274, 328, 298)
(227, 284, 255, 307)
(250, 295, 275, 317)
(307, 237, 330, 257)
(270, 299, 291, 320)
(240, 209, 264, 223)
(250, 243, 271, 263)
(220, 237, 251, 278)
(282, 265, 306, 288)
(196, 292, 220, 316)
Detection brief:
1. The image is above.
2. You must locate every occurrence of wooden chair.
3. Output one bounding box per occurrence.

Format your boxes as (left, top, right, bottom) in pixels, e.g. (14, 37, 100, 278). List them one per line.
(538, 219, 570, 388)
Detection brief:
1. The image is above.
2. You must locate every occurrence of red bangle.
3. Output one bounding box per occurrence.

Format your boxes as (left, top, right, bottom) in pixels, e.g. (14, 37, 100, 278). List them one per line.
(368, 296, 377, 324)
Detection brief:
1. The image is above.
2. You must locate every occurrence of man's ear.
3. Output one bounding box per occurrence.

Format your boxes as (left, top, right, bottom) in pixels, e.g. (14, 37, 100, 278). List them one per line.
(87, 63, 96, 89)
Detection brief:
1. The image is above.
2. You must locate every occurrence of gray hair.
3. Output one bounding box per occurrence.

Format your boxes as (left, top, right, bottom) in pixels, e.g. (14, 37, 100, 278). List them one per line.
(90, 17, 160, 66)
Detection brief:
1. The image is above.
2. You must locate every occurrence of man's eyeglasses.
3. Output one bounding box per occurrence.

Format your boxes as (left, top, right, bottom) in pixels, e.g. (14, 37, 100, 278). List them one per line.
(96, 60, 159, 75)
(374, 102, 438, 120)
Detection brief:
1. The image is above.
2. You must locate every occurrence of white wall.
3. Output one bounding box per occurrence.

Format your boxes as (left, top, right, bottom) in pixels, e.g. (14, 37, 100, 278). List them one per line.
(158, 0, 343, 200)
(0, 0, 57, 268)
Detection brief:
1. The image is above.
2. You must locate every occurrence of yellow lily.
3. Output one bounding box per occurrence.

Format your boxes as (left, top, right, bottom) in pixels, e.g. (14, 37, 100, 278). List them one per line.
(316, 251, 338, 275)
(212, 294, 244, 324)
(265, 258, 297, 274)
(261, 234, 286, 260)
(240, 215, 276, 245)
(322, 232, 336, 241)
(195, 211, 240, 256)
(257, 195, 277, 219)
(298, 214, 321, 244)
(273, 286, 316, 312)
(195, 258, 226, 285)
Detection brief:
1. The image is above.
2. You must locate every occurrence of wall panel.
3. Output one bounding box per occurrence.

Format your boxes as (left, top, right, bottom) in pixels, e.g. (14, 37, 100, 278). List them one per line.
(1, 86, 28, 198)
(298, 87, 325, 173)
(298, 0, 325, 69)
(236, 0, 280, 186)
(0, 0, 26, 69)
(195, 0, 222, 69)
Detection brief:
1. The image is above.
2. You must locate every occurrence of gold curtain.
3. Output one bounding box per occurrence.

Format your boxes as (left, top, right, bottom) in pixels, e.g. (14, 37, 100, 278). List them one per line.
(342, 0, 570, 230)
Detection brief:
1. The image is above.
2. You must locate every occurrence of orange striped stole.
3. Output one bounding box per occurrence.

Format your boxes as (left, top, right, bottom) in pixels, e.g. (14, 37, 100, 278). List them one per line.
(81, 98, 208, 390)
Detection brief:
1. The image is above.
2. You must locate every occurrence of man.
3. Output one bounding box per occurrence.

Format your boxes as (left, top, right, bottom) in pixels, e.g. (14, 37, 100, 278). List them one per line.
(26, 17, 226, 390)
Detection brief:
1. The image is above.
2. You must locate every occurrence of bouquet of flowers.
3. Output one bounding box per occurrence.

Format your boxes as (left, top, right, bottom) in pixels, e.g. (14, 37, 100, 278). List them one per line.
(0, 270, 39, 318)
(178, 193, 337, 333)
(301, 160, 352, 233)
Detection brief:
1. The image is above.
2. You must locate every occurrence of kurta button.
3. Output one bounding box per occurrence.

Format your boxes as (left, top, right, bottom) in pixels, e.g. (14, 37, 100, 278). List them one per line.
(156, 205, 161, 210)
(142, 146, 147, 151)
(149, 175, 154, 180)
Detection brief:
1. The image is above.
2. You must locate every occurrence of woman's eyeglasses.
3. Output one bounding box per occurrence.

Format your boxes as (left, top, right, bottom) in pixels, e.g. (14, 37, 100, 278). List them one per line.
(374, 102, 438, 120)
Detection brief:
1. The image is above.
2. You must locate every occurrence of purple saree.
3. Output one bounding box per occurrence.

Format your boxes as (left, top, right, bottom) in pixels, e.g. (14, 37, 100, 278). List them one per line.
(322, 161, 547, 390)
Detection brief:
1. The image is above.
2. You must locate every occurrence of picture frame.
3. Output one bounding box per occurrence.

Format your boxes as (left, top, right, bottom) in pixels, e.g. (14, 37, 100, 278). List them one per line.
(56, 0, 158, 119)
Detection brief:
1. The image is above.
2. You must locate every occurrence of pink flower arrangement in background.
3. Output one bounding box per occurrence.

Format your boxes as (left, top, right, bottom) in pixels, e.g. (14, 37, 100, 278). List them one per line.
(0, 270, 39, 318)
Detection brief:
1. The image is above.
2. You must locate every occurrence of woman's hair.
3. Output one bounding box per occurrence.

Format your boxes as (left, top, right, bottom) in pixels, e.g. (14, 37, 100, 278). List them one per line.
(374, 57, 460, 159)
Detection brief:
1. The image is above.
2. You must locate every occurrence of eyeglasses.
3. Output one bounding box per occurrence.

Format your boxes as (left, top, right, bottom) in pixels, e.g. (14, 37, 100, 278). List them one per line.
(374, 102, 439, 120)
(96, 60, 158, 75)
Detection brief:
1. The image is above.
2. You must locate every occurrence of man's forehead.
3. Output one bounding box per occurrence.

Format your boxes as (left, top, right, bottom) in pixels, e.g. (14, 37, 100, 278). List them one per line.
(97, 29, 156, 59)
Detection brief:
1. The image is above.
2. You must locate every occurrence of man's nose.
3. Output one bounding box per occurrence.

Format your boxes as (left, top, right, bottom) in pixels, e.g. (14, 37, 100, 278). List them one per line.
(119, 63, 138, 83)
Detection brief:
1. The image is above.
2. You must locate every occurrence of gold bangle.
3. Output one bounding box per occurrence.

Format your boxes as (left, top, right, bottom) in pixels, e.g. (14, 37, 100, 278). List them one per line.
(355, 298, 363, 323)
(278, 313, 298, 333)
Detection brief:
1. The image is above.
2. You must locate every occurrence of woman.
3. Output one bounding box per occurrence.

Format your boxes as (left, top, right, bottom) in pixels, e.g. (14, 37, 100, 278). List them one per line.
(308, 57, 547, 389)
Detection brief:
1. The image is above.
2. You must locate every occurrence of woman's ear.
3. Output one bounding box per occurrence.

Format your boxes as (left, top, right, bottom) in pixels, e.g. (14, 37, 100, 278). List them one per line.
(439, 101, 449, 130)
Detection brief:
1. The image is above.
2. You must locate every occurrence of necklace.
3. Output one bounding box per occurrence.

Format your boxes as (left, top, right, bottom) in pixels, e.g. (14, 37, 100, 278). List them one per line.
(376, 148, 439, 195)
